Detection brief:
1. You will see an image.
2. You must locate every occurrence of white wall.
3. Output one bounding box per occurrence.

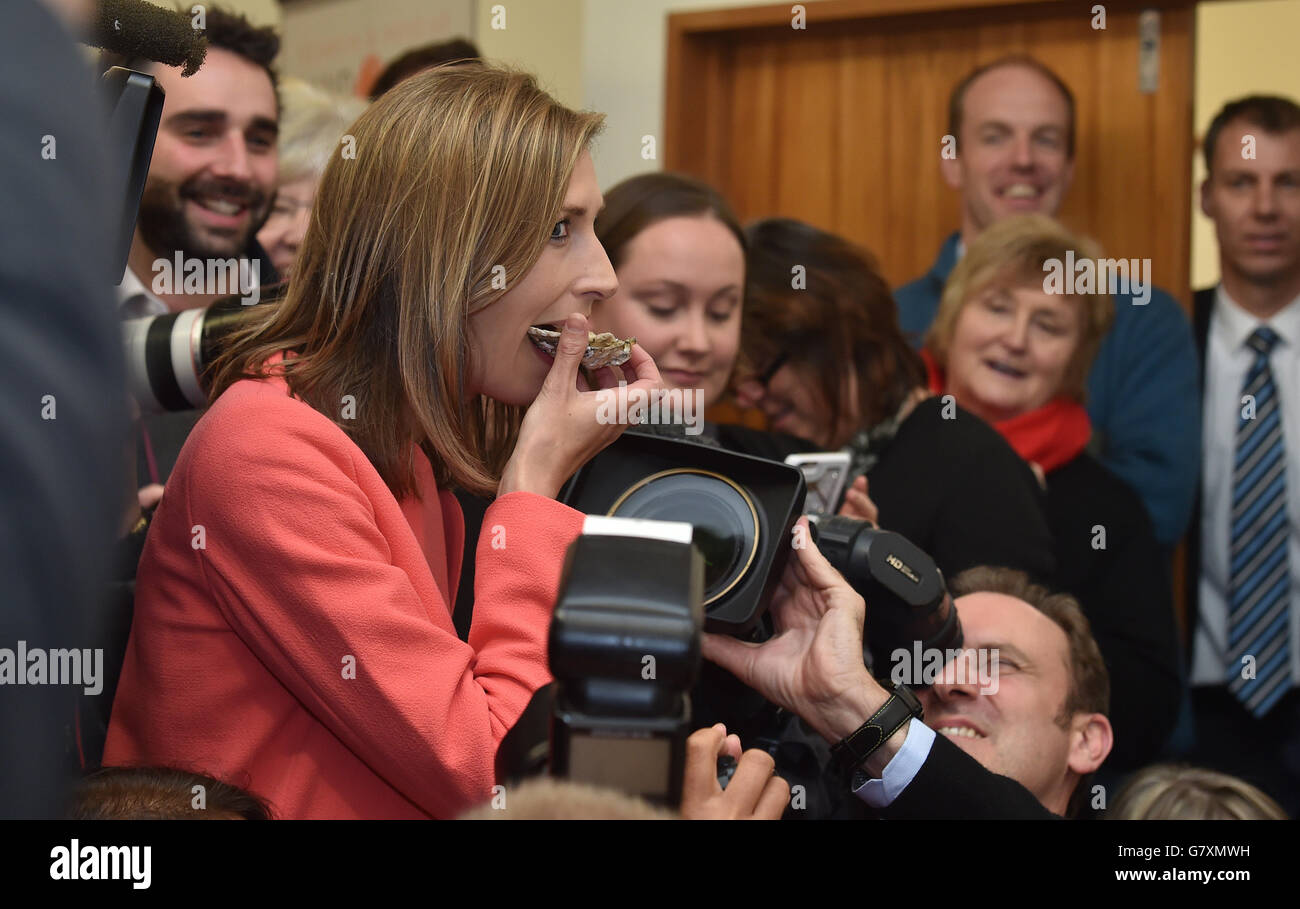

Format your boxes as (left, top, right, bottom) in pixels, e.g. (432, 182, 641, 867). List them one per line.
(581, 0, 772, 189)
(475, 0, 584, 108)
(151, 0, 280, 26)
(1192, 0, 1300, 290)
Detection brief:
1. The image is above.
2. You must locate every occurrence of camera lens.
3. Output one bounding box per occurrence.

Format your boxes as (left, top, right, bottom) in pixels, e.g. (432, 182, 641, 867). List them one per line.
(608, 469, 760, 605)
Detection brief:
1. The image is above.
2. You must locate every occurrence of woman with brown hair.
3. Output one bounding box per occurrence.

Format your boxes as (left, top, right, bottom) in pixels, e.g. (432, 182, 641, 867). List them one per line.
(104, 64, 662, 819)
(588, 172, 813, 461)
(592, 172, 745, 412)
(735, 217, 1056, 582)
(925, 213, 1182, 771)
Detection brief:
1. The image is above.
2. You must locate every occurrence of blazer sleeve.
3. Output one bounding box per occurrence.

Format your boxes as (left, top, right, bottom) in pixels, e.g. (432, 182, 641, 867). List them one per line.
(182, 393, 583, 818)
(880, 733, 1060, 820)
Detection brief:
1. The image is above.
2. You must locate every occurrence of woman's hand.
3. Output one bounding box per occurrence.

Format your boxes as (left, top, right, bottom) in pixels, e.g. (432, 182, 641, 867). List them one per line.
(701, 518, 887, 745)
(499, 312, 663, 499)
(837, 474, 879, 524)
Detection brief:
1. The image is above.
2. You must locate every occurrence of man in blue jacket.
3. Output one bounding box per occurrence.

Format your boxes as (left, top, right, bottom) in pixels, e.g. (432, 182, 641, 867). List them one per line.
(896, 55, 1199, 549)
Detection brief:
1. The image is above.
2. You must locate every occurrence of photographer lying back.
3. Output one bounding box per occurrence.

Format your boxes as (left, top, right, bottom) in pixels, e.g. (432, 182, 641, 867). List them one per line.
(704, 518, 1113, 819)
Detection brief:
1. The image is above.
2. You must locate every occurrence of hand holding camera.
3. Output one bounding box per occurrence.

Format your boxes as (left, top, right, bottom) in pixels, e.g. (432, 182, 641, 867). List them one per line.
(701, 517, 890, 746)
(679, 724, 788, 820)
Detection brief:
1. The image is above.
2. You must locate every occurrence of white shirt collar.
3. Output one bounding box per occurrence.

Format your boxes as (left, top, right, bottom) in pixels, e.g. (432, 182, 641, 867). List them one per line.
(1214, 284, 1300, 353)
(117, 265, 168, 321)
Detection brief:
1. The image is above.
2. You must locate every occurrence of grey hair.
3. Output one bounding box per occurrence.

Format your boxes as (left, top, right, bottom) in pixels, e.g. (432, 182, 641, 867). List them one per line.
(276, 77, 368, 185)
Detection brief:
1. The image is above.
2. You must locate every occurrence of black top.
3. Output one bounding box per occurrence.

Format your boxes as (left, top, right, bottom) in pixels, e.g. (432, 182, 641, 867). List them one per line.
(866, 397, 1057, 582)
(710, 422, 818, 463)
(1045, 453, 1182, 771)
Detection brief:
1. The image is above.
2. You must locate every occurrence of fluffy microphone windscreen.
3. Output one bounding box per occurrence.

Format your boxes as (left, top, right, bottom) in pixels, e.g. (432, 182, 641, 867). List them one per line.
(88, 0, 207, 76)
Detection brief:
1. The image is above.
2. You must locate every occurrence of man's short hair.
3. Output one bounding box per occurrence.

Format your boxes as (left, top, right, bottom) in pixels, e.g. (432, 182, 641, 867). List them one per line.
(1203, 94, 1300, 175)
(101, 5, 280, 96)
(948, 566, 1109, 724)
(369, 38, 481, 100)
(947, 55, 1076, 158)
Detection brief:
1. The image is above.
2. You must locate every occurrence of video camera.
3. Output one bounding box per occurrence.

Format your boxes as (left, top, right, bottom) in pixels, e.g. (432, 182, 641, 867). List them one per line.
(498, 431, 961, 808)
(559, 430, 961, 668)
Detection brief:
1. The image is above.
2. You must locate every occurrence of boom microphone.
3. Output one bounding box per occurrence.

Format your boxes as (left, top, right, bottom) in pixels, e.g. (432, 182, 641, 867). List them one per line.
(88, 0, 207, 76)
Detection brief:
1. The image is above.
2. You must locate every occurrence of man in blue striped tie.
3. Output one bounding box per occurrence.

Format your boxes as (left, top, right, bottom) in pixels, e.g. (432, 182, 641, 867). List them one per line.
(1187, 95, 1300, 817)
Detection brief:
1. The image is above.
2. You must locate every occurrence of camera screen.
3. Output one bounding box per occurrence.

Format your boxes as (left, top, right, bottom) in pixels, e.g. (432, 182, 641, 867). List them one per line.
(567, 733, 672, 799)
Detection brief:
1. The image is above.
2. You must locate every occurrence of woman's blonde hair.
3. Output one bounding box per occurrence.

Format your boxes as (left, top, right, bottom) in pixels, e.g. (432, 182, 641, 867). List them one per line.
(1109, 764, 1289, 820)
(209, 63, 604, 498)
(926, 214, 1113, 402)
(275, 77, 368, 186)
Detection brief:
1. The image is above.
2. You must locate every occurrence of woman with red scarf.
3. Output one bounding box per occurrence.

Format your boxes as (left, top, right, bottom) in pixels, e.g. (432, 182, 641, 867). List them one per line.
(924, 214, 1182, 773)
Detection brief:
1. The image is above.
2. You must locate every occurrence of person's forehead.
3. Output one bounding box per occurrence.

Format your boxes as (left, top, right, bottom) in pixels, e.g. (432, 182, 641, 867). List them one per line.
(153, 47, 277, 120)
(1213, 119, 1300, 172)
(964, 64, 1069, 123)
(563, 149, 603, 210)
(626, 216, 744, 271)
(954, 591, 1071, 667)
(1008, 283, 1079, 313)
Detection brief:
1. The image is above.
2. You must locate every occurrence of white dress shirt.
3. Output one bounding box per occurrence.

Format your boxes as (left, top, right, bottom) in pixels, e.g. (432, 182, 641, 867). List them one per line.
(117, 265, 168, 321)
(851, 718, 935, 808)
(1193, 286, 1300, 686)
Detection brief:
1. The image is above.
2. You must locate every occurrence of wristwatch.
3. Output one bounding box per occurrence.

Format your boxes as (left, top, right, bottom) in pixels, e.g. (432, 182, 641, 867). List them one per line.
(829, 682, 924, 781)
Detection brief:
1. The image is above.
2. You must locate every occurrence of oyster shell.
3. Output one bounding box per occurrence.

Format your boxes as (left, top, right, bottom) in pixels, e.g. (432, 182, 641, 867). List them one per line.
(526, 326, 635, 369)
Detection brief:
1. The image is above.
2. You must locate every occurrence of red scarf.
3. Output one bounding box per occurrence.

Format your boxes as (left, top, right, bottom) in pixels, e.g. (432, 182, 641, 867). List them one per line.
(920, 348, 1091, 474)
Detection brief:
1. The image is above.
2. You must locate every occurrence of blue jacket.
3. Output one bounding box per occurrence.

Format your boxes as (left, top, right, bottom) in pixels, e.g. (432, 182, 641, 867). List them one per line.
(894, 232, 1201, 548)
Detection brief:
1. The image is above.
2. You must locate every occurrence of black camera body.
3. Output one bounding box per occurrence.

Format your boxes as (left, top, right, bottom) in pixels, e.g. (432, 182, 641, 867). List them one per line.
(560, 431, 806, 636)
(811, 516, 961, 671)
(547, 529, 703, 808)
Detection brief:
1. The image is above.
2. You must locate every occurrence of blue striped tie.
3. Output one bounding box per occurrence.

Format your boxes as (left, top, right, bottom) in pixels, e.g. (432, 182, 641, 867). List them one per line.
(1227, 326, 1293, 716)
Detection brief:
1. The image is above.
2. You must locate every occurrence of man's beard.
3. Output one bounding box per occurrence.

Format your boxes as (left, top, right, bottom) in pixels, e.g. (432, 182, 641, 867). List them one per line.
(136, 174, 272, 262)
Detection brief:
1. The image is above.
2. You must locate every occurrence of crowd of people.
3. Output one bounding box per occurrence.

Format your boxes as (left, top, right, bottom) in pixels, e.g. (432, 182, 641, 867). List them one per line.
(6, 1, 1298, 821)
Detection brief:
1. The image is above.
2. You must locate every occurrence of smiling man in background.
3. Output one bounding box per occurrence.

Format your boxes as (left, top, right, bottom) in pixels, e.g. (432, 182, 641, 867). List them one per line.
(702, 536, 1114, 819)
(108, 6, 281, 319)
(101, 8, 283, 501)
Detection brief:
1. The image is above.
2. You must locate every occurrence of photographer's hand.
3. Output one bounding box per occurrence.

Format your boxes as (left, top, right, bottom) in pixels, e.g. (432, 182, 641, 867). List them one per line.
(702, 518, 905, 769)
(679, 724, 788, 820)
(500, 312, 663, 500)
(837, 475, 879, 525)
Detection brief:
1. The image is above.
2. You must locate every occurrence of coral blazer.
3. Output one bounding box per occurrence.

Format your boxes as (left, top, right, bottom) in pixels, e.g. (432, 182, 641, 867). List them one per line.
(104, 367, 584, 818)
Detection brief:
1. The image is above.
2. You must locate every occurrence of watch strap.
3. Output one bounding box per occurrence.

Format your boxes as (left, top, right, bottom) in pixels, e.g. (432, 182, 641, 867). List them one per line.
(829, 684, 922, 779)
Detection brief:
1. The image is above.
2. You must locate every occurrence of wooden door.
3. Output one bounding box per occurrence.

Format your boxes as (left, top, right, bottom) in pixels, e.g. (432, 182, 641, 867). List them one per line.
(665, 0, 1196, 300)
(666, 0, 1199, 627)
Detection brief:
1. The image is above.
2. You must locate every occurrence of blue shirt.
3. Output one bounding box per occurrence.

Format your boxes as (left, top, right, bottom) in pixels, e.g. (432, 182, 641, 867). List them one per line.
(894, 232, 1201, 548)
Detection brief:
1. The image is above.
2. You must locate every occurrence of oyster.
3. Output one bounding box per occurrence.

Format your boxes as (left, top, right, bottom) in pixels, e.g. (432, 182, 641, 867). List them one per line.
(526, 326, 635, 369)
